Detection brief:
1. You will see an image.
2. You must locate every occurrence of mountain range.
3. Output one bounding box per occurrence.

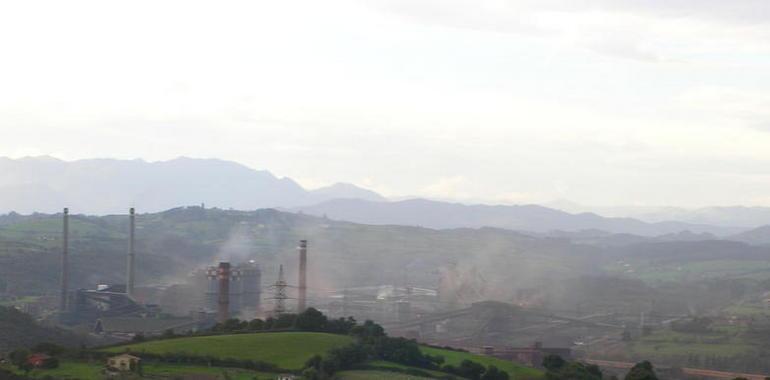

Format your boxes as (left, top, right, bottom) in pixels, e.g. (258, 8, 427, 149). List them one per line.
(292, 198, 743, 237)
(0, 156, 384, 214)
(2, 156, 769, 238)
(549, 201, 770, 228)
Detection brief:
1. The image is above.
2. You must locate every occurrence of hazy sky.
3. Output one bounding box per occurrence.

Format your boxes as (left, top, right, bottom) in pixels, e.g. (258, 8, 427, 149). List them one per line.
(2, 1, 770, 207)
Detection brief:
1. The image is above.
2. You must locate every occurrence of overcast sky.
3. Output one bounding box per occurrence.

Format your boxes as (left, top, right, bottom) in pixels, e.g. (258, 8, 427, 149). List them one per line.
(1, 0, 770, 207)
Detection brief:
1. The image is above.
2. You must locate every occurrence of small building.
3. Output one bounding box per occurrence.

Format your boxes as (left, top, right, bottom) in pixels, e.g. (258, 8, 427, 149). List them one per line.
(27, 353, 52, 368)
(277, 375, 297, 380)
(107, 354, 141, 372)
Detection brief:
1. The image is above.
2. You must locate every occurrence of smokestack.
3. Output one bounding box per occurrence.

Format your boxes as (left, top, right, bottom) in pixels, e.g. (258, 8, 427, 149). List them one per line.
(298, 240, 307, 312)
(217, 262, 231, 323)
(127, 208, 136, 298)
(59, 208, 69, 312)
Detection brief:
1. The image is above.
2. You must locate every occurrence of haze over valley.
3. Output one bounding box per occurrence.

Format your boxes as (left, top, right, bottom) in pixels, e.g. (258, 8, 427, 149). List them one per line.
(4, 1, 770, 379)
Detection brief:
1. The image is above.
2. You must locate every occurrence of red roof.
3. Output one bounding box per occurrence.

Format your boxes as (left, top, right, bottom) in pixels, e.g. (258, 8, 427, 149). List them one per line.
(27, 353, 51, 366)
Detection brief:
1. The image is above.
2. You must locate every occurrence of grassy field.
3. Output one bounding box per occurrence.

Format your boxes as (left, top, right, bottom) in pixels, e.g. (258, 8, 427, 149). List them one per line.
(605, 259, 770, 283)
(102, 332, 543, 378)
(3, 361, 273, 380)
(723, 303, 770, 317)
(362, 360, 446, 377)
(420, 347, 543, 379)
(103, 332, 354, 370)
(628, 328, 757, 358)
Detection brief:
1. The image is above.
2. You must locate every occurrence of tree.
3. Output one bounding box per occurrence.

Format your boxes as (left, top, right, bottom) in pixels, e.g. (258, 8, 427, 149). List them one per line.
(327, 317, 357, 335)
(304, 354, 323, 370)
(8, 349, 32, 374)
(456, 359, 486, 380)
(272, 313, 297, 329)
(545, 360, 601, 380)
(162, 328, 176, 339)
(31, 342, 66, 356)
(40, 357, 59, 369)
(482, 365, 510, 380)
(9, 349, 29, 367)
(350, 320, 385, 340)
(625, 361, 658, 380)
(247, 318, 265, 331)
(543, 354, 566, 371)
(295, 308, 328, 331)
(221, 318, 246, 332)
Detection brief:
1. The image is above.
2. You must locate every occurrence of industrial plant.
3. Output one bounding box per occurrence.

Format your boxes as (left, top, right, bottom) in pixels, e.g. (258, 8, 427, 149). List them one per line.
(45, 206, 586, 367)
(52, 208, 315, 341)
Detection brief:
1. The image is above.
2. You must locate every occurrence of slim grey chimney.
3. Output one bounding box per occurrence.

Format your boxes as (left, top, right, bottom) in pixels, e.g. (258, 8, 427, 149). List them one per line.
(298, 240, 308, 312)
(217, 262, 231, 323)
(127, 208, 136, 298)
(59, 208, 69, 311)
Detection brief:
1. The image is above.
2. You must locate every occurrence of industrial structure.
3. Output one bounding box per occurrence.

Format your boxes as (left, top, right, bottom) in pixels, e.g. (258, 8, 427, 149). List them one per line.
(270, 265, 289, 315)
(298, 240, 308, 313)
(54, 213, 308, 338)
(195, 261, 263, 319)
(217, 262, 231, 323)
(58, 208, 151, 327)
(45, 207, 596, 361)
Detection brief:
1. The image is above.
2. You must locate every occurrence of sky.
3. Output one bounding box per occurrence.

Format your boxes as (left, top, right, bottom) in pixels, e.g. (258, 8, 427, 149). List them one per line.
(1, 0, 770, 207)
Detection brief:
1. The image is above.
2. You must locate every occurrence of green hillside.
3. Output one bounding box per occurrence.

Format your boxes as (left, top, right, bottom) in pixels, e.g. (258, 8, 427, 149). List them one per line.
(0, 306, 79, 352)
(0, 207, 597, 295)
(103, 332, 542, 379)
(103, 332, 354, 370)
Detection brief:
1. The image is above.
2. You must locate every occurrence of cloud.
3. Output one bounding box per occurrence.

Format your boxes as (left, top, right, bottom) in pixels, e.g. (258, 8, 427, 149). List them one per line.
(676, 86, 770, 131)
(420, 176, 474, 200)
(365, 0, 770, 62)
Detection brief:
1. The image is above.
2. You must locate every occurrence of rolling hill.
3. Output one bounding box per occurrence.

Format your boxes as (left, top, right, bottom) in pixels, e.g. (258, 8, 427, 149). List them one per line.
(0, 306, 80, 352)
(4, 207, 770, 305)
(103, 332, 542, 378)
(104, 332, 354, 370)
(294, 198, 739, 236)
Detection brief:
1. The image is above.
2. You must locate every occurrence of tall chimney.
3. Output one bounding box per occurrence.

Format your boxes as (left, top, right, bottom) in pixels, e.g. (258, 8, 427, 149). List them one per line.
(298, 240, 308, 312)
(127, 208, 136, 298)
(217, 262, 231, 323)
(59, 208, 69, 312)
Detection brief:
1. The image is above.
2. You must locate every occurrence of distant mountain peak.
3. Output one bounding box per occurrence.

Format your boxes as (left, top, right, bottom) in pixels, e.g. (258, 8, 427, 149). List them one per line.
(0, 156, 385, 214)
(310, 182, 387, 202)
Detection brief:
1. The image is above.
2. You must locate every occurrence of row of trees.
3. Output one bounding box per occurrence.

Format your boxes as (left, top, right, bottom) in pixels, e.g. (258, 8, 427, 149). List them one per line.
(299, 316, 509, 380)
(210, 308, 358, 335)
(543, 355, 659, 380)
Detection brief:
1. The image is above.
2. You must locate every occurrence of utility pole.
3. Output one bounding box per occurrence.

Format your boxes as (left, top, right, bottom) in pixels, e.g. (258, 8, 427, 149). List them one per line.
(271, 265, 288, 315)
